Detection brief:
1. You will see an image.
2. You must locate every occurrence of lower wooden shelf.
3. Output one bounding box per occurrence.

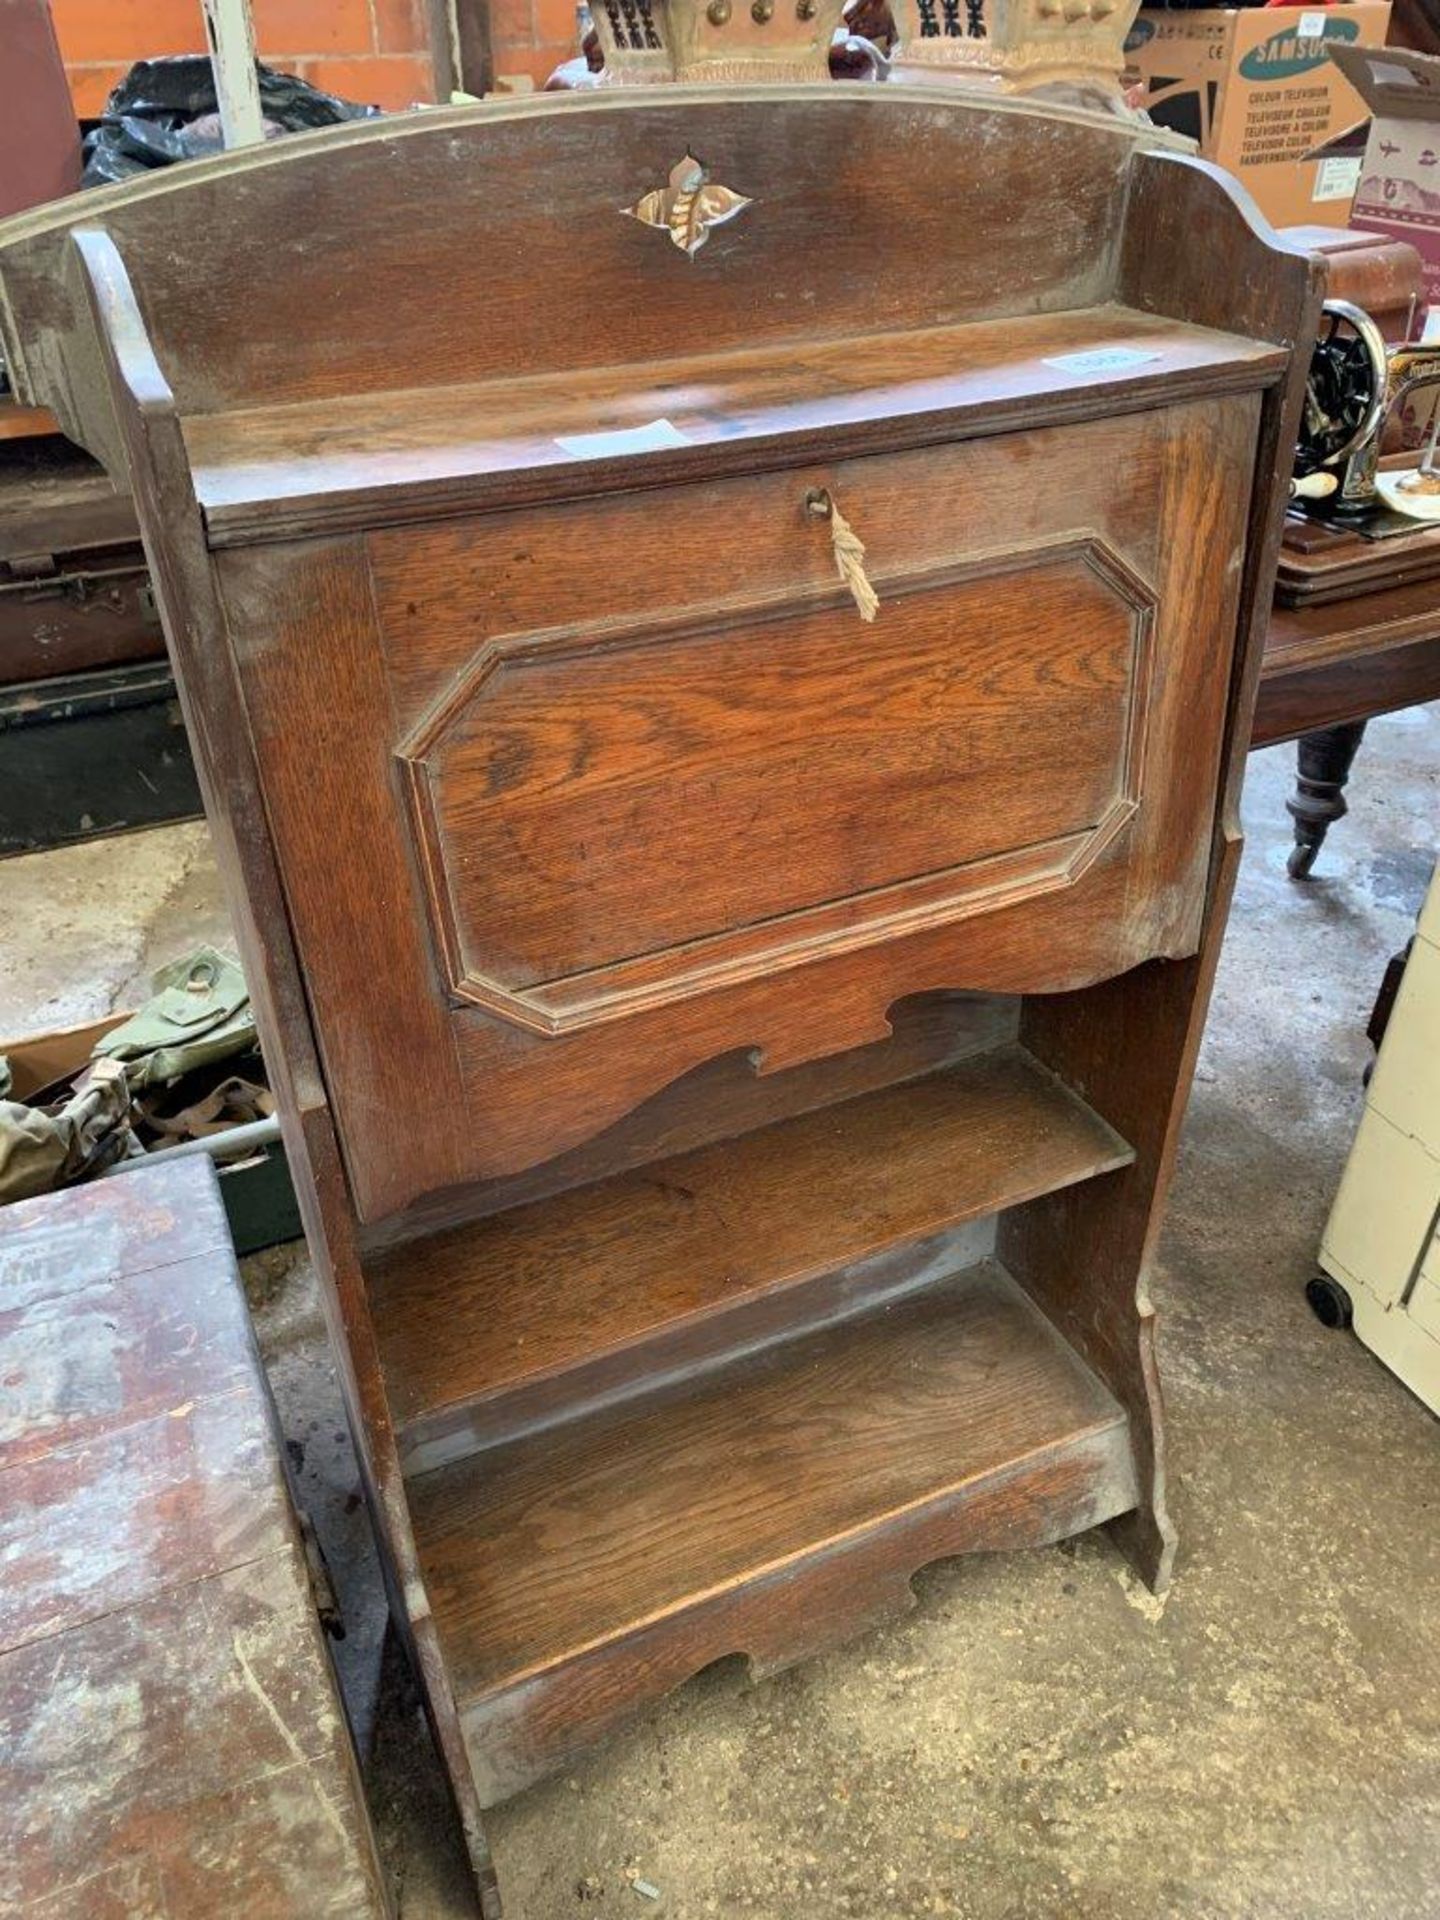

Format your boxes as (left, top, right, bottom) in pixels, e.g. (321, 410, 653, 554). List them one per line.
(407, 1258, 1137, 1805)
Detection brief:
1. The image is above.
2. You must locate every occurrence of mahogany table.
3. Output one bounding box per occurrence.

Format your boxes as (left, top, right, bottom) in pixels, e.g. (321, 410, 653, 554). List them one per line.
(1257, 529, 1440, 875)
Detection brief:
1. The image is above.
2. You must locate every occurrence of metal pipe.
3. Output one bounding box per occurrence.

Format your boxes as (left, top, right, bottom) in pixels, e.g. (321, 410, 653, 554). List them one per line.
(96, 1113, 283, 1180)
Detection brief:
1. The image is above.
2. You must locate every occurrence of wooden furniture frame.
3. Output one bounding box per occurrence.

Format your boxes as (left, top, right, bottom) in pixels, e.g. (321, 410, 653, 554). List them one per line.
(0, 91, 1317, 1914)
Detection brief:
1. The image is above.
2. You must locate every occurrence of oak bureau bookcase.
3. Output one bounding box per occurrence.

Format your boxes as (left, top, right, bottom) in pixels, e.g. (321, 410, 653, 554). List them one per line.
(0, 89, 1318, 1913)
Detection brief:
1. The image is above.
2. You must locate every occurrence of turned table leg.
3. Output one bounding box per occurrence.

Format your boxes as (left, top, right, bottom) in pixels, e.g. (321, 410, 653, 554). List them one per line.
(1286, 720, 1368, 879)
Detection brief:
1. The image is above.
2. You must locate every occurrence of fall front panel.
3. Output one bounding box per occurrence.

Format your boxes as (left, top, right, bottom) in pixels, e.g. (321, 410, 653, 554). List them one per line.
(220, 398, 1257, 1217)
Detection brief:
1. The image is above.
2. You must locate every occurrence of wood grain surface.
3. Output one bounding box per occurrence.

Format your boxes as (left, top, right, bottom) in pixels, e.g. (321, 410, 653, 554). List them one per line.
(407, 545, 1145, 1005)
(184, 306, 1282, 545)
(1274, 511, 1440, 608)
(409, 1259, 1133, 1704)
(64, 228, 503, 1914)
(0, 1166, 245, 1473)
(361, 991, 1019, 1244)
(0, 88, 1170, 460)
(1257, 572, 1440, 745)
(0, 1158, 390, 1918)
(0, 442, 135, 564)
(0, 401, 58, 441)
(370, 1043, 1133, 1467)
(0, 97, 1314, 1898)
(0, 1557, 385, 1918)
(226, 395, 1256, 1216)
(0, 1386, 288, 1653)
(457, 1416, 1134, 1806)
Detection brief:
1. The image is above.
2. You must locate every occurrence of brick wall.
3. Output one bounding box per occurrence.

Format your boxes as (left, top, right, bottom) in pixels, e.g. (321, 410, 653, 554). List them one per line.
(51, 0, 443, 118)
(489, 0, 582, 88)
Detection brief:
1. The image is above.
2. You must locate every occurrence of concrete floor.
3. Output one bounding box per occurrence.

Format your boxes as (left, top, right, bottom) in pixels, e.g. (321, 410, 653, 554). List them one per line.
(2, 715, 1438, 1920)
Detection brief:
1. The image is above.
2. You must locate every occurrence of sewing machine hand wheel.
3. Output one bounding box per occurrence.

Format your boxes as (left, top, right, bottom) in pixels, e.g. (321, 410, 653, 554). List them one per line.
(1295, 299, 1388, 477)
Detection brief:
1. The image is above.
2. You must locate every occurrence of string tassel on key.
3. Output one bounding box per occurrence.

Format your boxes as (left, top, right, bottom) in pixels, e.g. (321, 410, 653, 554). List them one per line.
(806, 488, 880, 623)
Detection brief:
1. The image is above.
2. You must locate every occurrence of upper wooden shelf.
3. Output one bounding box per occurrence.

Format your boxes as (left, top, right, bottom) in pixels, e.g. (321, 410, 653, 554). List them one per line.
(368, 1042, 1132, 1473)
(184, 304, 1286, 547)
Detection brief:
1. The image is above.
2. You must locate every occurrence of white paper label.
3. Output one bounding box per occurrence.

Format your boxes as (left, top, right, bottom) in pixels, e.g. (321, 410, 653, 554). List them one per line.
(1042, 347, 1162, 376)
(555, 418, 692, 459)
(1371, 60, 1423, 85)
(1314, 155, 1362, 203)
(1298, 11, 1327, 39)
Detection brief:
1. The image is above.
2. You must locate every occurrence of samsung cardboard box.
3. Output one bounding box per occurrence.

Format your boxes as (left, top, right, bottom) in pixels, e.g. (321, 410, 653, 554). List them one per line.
(1126, 4, 1392, 229)
(1331, 43, 1440, 309)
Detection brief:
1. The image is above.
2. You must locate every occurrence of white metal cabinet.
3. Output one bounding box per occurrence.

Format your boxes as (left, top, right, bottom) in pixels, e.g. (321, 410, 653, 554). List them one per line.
(1317, 865, 1440, 1409)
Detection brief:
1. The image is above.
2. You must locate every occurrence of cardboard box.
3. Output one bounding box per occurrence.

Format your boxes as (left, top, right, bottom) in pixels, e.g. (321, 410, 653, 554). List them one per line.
(1126, 4, 1392, 229)
(1331, 43, 1440, 310)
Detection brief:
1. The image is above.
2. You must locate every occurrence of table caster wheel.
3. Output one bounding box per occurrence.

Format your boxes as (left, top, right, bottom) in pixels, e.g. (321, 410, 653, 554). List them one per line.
(1305, 1274, 1353, 1330)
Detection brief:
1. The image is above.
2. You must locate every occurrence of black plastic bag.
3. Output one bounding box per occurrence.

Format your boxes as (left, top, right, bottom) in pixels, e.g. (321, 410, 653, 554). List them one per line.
(81, 56, 378, 188)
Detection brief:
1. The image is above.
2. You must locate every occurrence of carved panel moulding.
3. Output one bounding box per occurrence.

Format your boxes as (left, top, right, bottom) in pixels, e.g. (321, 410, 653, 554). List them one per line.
(397, 538, 1157, 1037)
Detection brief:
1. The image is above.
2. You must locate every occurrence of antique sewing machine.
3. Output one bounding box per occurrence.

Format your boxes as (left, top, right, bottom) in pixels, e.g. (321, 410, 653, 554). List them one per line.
(1292, 302, 1440, 536)
(1265, 230, 1440, 877)
(1284, 217, 1440, 538)
(1278, 232, 1440, 600)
